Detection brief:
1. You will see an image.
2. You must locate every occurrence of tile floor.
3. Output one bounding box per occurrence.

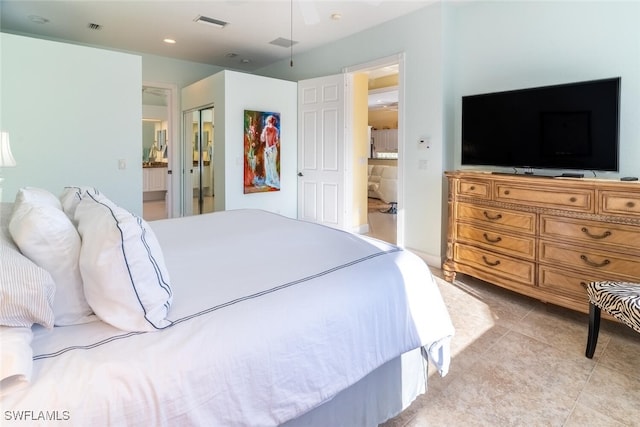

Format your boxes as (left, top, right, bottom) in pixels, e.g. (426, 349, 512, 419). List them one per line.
(365, 198, 397, 244)
(380, 269, 640, 427)
(142, 196, 214, 221)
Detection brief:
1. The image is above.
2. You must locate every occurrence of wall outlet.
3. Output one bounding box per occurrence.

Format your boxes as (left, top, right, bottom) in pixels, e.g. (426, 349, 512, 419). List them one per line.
(418, 136, 431, 150)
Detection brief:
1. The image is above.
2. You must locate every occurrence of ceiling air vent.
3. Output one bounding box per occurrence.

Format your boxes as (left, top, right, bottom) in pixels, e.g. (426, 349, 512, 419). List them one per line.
(269, 38, 297, 48)
(87, 22, 102, 30)
(194, 15, 228, 29)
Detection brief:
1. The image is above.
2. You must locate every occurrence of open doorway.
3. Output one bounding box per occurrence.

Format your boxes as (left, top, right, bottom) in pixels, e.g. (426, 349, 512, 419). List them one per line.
(345, 54, 403, 246)
(142, 85, 170, 221)
(142, 82, 179, 221)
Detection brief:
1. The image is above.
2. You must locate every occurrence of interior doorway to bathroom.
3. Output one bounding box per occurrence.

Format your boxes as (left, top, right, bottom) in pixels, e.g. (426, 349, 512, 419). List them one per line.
(142, 84, 172, 221)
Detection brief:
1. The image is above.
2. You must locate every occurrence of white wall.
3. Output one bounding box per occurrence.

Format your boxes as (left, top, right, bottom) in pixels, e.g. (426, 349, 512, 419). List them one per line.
(0, 33, 142, 212)
(182, 70, 298, 218)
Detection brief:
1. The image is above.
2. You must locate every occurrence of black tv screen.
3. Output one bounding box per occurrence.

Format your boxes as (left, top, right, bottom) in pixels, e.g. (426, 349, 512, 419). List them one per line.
(461, 77, 620, 172)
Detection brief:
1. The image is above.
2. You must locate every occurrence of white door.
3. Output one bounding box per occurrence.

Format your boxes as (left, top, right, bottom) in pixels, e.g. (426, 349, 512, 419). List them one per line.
(297, 74, 351, 229)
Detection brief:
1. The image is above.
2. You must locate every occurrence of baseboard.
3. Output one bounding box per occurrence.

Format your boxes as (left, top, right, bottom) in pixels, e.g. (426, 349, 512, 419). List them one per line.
(354, 223, 370, 234)
(405, 247, 442, 269)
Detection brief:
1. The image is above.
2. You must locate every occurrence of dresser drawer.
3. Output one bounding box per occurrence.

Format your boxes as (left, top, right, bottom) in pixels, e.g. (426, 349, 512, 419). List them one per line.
(495, 183, 593, 212)
(600, 190, 640, 217)
(539, 241, 640, 279)
(459, 179, 490, 199)
(538, 266, 595, 302)
(457, 203, 535, 234)
(456, 224, 536, 260)
(540, 215, 640, 252)
(454, 244, 535, 285)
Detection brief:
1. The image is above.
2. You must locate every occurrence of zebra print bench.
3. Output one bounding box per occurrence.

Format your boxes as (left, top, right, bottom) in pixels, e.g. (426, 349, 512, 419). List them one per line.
(584, 281, 640, 358)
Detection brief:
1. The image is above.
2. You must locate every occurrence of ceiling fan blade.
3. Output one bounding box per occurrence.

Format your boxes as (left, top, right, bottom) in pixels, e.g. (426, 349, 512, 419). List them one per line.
(299, 1, 320, 25)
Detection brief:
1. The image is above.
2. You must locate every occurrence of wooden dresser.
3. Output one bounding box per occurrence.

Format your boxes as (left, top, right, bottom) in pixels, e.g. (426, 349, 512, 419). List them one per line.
(443, 170, 640, 314)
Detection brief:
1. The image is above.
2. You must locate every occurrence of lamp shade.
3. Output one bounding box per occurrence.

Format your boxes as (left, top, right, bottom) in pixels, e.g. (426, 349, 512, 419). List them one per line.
(0, 131, 17, 167)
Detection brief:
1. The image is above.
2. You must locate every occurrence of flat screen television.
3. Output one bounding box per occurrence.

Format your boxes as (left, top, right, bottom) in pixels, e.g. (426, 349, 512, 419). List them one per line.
(461, 77, 620, 172)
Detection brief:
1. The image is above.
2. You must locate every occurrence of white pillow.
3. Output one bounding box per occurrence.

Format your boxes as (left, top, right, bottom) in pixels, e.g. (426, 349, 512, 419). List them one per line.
(59, 186, 101, 223)
(9, 204, 95, 326)
(0, 235, 55, 328)
(14, 187, 61, 210)
(75, 194, 173, 332)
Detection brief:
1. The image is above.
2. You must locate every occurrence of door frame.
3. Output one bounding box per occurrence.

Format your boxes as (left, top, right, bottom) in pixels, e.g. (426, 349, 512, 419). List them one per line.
(143, 81, 179, 218)
(343, 53, 405, 247)
(182, 104, 216, 216)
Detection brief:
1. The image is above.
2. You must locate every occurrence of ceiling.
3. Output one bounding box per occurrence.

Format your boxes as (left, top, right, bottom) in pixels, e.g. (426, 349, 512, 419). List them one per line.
(0, 0, 431, 72)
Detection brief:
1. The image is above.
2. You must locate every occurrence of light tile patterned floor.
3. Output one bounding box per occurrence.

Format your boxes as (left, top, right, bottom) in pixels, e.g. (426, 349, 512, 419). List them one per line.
(380, 269, 640, 427)
(143, 196, 214, 221)
(365, 198, 397, 244)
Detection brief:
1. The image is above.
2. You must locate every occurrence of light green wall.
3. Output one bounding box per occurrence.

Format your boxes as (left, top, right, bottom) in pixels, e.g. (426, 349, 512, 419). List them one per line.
(0, 33, 142, 213)
(257, 0, 640, 263)
(140, 53, 223, 90)
(2, 1, 637, 264)
(256, 3, 447, 262)
(450, 1, 640, 178)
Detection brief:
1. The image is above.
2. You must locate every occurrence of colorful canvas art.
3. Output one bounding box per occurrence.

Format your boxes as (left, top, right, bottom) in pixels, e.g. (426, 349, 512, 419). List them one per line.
(244, 110, 281, 193)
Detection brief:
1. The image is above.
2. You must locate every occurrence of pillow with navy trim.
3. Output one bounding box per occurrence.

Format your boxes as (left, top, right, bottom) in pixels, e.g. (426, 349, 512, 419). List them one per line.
(75, 194, 173, 332)
(59, 186, 101, 224)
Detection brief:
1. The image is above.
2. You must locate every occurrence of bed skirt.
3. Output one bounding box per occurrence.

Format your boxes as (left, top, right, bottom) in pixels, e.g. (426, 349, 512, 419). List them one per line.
(283, 347, 427, 427)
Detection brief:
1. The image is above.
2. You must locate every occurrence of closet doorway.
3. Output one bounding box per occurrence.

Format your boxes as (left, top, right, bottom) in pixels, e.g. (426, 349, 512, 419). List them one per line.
(183, 106, 215, 215)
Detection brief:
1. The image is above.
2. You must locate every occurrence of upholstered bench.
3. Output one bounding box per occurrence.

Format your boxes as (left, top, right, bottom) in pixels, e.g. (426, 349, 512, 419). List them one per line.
(584, 281, 640, 358)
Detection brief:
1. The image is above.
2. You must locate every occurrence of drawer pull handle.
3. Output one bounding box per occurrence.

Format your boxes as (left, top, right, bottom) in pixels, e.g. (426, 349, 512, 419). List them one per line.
(627, 201, 636, 208)
(483, 233, 502, 244)
(580, 255, 611, 268)
(581, 227, 612, 240)
(569, 197, 577, 203)
(469, 185, 475, 191)
(482, 256, 501, 267)
(483, 211, 502, 221)
(504, 190, 510, 195)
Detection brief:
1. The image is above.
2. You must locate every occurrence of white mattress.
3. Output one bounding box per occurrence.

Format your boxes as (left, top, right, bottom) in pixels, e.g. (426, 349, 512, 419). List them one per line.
(1, 209, 453, 426)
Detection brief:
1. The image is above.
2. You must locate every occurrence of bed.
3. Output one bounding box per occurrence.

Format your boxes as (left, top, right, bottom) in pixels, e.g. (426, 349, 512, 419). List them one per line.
(0, 188, 454, 426)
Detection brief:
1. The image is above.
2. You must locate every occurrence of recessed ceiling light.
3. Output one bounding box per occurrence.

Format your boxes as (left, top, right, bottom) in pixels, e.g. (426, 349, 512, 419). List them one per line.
(226, 53, 238, 58)
(163, 38, 176, 44)
(28, 15, 49, 24)
(330, 13, 342, 21)
(240, 59, 251, 64)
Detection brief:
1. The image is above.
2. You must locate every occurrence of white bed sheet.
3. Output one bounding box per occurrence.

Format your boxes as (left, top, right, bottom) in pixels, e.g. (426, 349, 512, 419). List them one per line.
(1, 209, 453, 426)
